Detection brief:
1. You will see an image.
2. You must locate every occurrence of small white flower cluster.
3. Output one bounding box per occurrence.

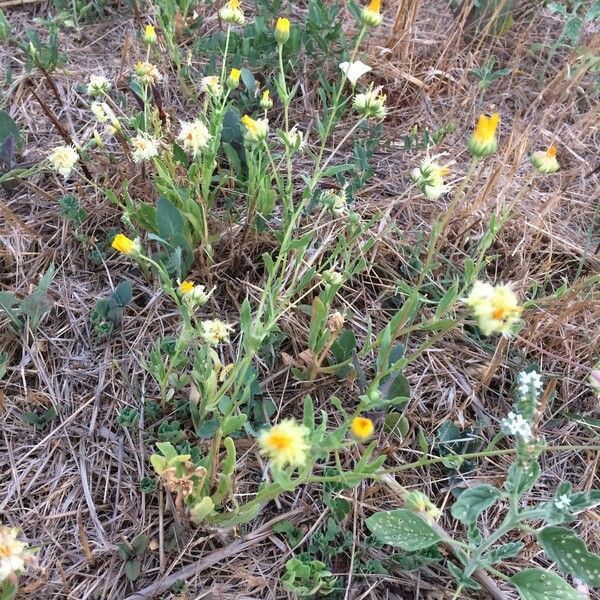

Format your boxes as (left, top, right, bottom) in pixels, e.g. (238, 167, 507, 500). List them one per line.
(501, 411, 533, 442)
(517, 370, 543, 398)
(554, 494, 571, 511)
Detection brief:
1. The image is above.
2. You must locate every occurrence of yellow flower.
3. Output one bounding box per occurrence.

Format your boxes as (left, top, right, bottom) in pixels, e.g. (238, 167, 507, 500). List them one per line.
(258, 419, 310, 469)
(219, 0, 245, 25)
(530, 144, 559, 174)
(241, 114, 269, 143)
(463, 281, 522, 336)
(201, 319, 233, 345)
(227, 67, 241, 89)
(48, 145, 79, 178)
(275, 17, 290, 45)
(351, 416, 374, 440)
(143, 24, 157, 44)
(468, 113, 500, 158)
(0, 526, 31, 583)
(111, 233, 139, 255)
(260, 89, 273, 110)
(179, 280, 194, 294)
(361, 0, 382, 27)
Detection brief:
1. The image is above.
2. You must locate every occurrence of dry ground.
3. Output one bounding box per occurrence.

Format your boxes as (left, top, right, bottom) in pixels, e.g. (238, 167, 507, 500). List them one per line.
(1, 0, 599, 598)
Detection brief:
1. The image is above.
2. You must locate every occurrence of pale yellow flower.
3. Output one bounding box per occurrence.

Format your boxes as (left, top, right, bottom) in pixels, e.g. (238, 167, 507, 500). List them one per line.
(353, 87, 387, 120)
(281, 125, 304, 152)
(464, 281, 522, 336)
(90, 102, 108, 123)
(411, 157, 452, 199)
(176, 119, 211, 157)
(219, 0, 245, 25)
(351, 416, 374, 440)
(131, 134, 159, 162)
(361, 0, 382, 27)
(241, 115, 269, 143)
(201, 76, 222, 97)
(0, 526, 30, 583)
(530, 144, 559, 174)
(179, 280, 212, 306)
(339, 60, 371, 86)
(134, 61, 162, 85)
(201, 319, 233, 345)
(469, 113, 499, 158)
(260, 89, 273, 110)
(87, 74, 111, 97)
(275, 17, 290, 45)
(258, 419, 310, 469)
(48, 145, 79, 178)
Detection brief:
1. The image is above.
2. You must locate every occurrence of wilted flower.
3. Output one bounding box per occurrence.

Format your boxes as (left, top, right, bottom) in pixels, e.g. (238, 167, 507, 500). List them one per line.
(260, 89, 273, 110)
(87, 74, 111, 97)
(227, 67, 241, 89)
(275, 17, 290, 45)
(281, 125, 304, 152)
(353, 87, 387, 120)
(339, 60, 371, 86)
(143, 24, 157, 44)
(361, 0, 382, 27)
(351, 416, 374, 440)
(48, 145, 79, 178)
(468, 113, 499, 158)
(0, 526, 33, 584)
(111, 233, 140, 255)
(176, 119, 211, 157)
(530, 144, 559, 174)
(131, 134, 159, 162)
(201, 75, 222, 97)
(404, 491, 442, 520)
(463, 281, 522, 336)
(321, 189, 347, 215)
(258, 419, 310, 469)
(501, 411, 533, 442)
(219, 0, 245, 25)
(411, 156, 451, 199)
(241, 114, 269, 143)
(201, 319, 233, 345)
(90, 102, 108, 123)
(134, 61, 162, 85)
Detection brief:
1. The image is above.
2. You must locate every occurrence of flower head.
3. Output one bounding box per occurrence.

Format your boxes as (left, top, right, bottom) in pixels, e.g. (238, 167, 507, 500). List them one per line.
(134, 61, 162, 85)
(275, 17, 290, 45)
(241, 114, 269, 143)
(339, 60, 371, 86)
(353, 87, 387, 120)
(321, 189, 347, 215)
(0, 526, 32, 584)
(361, 0, 382, 27)
(501, 411, 533, 442)
(143, 24, 157, 44)
(351, 416, 374, 440)
(131, 134, 159, 162)
(258, 419, 310, 469)
(179, 280, 212, 306)
(530, 144, 559, 174)
(90, 102, 108, 123)
(554, 494, 572, 511)
(281, 125, 304, 152)
(201, 75, 222, 97)
(111, 233, 140, 255)
(469, 113, 499, 158)
(48, 145, 79, 178)
(463, 281, 522, 336)
(260, 89, 273, 110)
(411, 156, 452, 199)
(87, 74, 111, 97)
(177, 119, 211, 157)
(219, 0, 245, 25)
(201, 319, 233, 345)
(322, 268, 344, 286)
(227, 67, 241, 89)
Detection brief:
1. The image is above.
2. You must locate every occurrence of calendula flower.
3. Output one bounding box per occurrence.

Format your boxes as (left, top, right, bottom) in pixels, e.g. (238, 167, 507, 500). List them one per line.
(201, 319, 233, 345)
(463, 281, 522, 336)
(48, 145, 79, 178)
(468, 112, 500, 158)
(353, 87, 387, 120)
(227, 67, 241, 89)
(281, 125, 304, 152)
(179, 280, 212, 306)
(87, 74, 111, 97)
(134, 61, 162, 85)
(411, 157, 452, 199)
(90, 102, 108, 123)
(361, 0, 382, 27)
(351, 416, 374, 440)
(0, 526, 33, 584)
(111, 233, 140, 255)
(258, 419, 310, 469)
(201, 75, 222, 97)
(530, 144, 559, 174)
(339, 60, 371, 86)
(219, 0, 245, 25)
(260, 89, 273, 110)
(176, 119, 211, 157)
(275, 17, 290, 45)
(241, 114, 269, 143)
(131, 134, 159, 162)
(143, 24, 157, 44)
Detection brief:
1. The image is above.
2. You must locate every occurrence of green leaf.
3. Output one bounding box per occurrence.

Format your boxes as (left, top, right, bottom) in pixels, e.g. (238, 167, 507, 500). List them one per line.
(0, 110, 23, 151)
(221, 414, 247, 436)
(321, 163, 356, 177)
(308, 297, 327, 353)
(435, 280, 459, 317)
(380, 372, 410, 403)
(511, 569, 584, 600)
(451, 485, 502, 525)
(366, 509, 442, 551)
(20, 264, 56, 332)
(156, 196, 185, 241)
(505, 461, 540, 496)
(537, 527, 600, 586)
(0, 291, 22, 330)
(189, 496, 215, 523)
(240, 67, 255, 95)
(112, 280, 132, 307)
(125, 558, 141, 581)
(485, 542, 524, 564)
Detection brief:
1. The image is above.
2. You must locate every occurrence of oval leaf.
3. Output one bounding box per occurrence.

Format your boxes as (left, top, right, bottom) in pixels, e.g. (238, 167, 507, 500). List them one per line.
(511, 568, 585, 600)
(366, 509, 442, 551)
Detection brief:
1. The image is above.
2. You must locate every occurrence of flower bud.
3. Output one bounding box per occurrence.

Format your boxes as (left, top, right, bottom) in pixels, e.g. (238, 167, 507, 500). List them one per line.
(260, 89, 273, 110)
(275, 17, 290, 45)
(227, 68, 241, 89)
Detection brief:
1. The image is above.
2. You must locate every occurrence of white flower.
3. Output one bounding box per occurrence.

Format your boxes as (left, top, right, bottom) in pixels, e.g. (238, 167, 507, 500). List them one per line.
(87, 74, 111, 97)
(90, 102, 108, 123)
(339, 60, 371, 85)
(201, 319, 234, 346)
(201, 76, 222, 97)
(130, 134, 159, 163)
(353, 87, 387, 120)
(281, 125, 305, 152)
(517, 370, 543, 398)
(48, 145, 79, 178)
(411, 157, 452, 199)
(176, 119, 212, 157)
(178, 280, 213, 306)
(134, 62, 162, 85)
(0, 526, 29, 583)
(501, 411, 533, 442)
(554, 494, 571, 511)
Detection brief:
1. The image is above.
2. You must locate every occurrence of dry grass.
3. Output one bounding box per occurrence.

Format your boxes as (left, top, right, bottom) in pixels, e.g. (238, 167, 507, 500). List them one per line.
(1, 0, 599, 598)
